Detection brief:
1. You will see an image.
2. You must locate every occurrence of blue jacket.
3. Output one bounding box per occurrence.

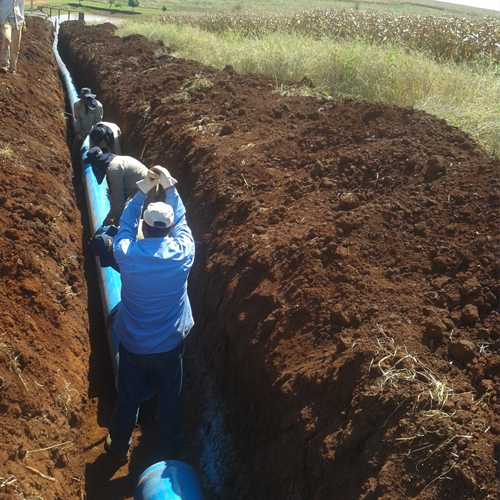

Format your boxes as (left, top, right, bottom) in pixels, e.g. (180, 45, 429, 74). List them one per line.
(113, 189, 195, 354)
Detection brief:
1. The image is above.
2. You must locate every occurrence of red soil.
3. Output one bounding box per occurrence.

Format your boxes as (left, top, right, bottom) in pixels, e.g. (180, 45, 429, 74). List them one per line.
(0, 16, 498, 500)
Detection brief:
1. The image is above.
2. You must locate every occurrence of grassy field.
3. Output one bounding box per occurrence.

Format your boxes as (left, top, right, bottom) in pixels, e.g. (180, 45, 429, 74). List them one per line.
(137, 0, 500, 17)
(34, 0, 500, 157)
(114, 7, 500, 158)
(30, 0, 500, 18)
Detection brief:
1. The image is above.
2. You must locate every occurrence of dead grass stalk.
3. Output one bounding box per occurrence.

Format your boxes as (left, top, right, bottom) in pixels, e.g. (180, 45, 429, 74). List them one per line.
(0, 330, 28, 391)
(374, 323, 453, 412)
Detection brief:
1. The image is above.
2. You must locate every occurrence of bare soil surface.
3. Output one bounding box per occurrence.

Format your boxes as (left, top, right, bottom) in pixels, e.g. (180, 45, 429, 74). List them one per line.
(0, 16, 498, 500)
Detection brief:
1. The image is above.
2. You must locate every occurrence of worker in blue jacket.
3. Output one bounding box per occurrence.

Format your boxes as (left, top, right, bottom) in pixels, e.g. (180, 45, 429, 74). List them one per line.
(104, 167, 195, 465)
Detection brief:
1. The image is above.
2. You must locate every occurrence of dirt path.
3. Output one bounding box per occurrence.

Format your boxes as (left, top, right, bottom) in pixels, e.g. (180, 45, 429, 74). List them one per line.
(0, 16, 498, 500)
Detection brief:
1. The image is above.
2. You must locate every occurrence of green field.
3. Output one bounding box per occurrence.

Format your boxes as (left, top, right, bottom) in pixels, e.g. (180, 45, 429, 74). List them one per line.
(30, 0, 500, 18)
(33, 0, 500, 158)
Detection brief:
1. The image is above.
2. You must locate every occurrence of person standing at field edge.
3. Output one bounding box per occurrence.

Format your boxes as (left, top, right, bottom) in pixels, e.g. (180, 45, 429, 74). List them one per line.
(0, 0, 25, 74)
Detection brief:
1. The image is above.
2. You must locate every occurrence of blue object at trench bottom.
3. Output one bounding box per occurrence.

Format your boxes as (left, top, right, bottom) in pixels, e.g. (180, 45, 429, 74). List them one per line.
(135, 461, 204, 500)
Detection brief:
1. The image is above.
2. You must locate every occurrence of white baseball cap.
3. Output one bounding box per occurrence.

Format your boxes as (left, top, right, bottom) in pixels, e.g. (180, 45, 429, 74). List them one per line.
(143, 202, 174, 228)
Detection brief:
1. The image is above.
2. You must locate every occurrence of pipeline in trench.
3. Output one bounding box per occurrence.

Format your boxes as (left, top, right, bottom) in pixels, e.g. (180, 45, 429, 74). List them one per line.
(52, 20, 241, 500)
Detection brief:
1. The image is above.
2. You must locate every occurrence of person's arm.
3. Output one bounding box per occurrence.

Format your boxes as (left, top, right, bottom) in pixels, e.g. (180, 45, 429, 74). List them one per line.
(114, 138, 123, 155)
(15, 0, 24, 21)
(109, 123, 121, 137)
(107, 163, 126, 222)
(170, 215, 195, 266)
(73, 101, 82, 136)
(96, 102, 104, 124)
(113, 191, 146, 256)
(165, 187, 186, 225)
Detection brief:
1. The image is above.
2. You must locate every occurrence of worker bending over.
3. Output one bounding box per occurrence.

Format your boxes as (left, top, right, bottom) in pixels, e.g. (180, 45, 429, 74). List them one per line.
(84, 146, 148, 226)
(89, 122, 123, 155)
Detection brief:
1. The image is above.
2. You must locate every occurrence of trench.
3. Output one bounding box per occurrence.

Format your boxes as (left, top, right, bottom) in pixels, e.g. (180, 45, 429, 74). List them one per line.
(6, 13, 499, 500)
(52, 21, 244, 500)
(52, 20, 320, 500)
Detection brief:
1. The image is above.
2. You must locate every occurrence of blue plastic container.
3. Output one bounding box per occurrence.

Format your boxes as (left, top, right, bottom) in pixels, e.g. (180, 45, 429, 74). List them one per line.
(135, 461, 204, 500)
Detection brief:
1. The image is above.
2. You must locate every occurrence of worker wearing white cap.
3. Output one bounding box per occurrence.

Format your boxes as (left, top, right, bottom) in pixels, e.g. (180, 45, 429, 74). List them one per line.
(104, 167, 194, 465)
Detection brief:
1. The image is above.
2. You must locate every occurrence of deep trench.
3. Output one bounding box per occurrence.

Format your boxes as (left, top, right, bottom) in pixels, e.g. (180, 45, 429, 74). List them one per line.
(56, 29, 246, 500)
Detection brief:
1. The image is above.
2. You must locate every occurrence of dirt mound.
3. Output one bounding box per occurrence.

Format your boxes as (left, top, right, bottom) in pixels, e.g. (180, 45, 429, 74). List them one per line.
(0, 17, 89, 500)
(0, 16, 498, 500)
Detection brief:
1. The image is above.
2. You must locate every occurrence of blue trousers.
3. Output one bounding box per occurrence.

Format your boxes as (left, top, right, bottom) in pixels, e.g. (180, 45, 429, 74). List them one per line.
(108, 342, 184, 456)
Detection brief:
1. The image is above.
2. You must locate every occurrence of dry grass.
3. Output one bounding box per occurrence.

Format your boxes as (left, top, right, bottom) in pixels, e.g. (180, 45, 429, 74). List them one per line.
(368, 323, 480, 497)
(54, 378, 78, 414)
(0, 475, 17, 488)
(160, 74, 215, 104)
(373, 323, 454, 413)
(370, 323, 484, 495)
(180, 73, 214, 92)
(0, 141, 13, 159)
(0, 330, 28, 391)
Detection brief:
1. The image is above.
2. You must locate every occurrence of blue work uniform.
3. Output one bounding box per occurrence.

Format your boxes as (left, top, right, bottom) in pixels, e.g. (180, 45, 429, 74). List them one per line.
(108, 188, 195, 458)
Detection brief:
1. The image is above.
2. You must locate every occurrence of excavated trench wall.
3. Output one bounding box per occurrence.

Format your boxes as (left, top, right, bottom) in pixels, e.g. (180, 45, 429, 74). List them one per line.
(57, 20, 500, 500)
(0, 18, 92, 500)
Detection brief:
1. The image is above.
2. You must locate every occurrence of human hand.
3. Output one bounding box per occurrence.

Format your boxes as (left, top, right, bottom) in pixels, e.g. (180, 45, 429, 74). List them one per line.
(75, 133, 82, 140)
(151, 165, 178, 190)
(136, 170, 161, 194)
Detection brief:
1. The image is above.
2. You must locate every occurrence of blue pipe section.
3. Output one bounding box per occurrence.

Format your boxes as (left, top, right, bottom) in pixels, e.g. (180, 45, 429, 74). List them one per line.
(135, 461, 204, 500)
(53, 21, 121, 387)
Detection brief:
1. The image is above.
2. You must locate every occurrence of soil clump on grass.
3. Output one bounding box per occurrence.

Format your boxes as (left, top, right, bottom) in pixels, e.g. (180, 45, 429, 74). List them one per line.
(0, 16, 498, 500)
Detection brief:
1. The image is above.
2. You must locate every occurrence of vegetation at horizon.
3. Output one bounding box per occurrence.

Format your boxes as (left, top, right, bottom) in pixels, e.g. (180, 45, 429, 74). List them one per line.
(115, 7, 500, 159)
(32, 0, 500, 157)
(31, 0, 500, 19)
(153, 9, 500, 65)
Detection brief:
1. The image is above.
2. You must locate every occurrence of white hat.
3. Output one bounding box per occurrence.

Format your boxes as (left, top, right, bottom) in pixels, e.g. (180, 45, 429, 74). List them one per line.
(143, 202, 174, 228)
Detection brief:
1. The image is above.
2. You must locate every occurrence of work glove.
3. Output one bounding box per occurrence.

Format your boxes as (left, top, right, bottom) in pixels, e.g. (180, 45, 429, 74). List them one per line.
(151, 165, 177, 190)
(22, 22, 26, 33)
(136, 169, 161, 195)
